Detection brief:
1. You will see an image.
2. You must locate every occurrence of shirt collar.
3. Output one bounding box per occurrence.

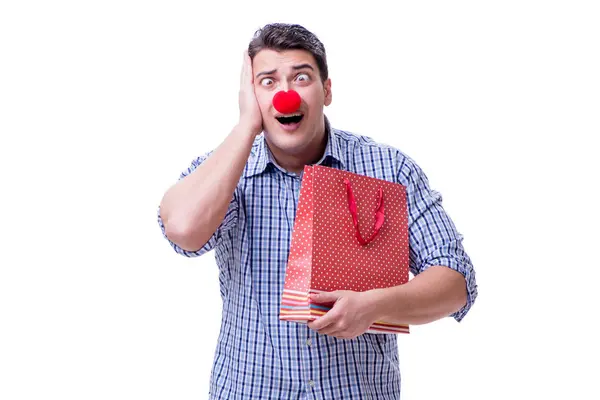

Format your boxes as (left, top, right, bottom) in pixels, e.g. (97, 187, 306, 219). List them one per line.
(244, 115, 345, 178)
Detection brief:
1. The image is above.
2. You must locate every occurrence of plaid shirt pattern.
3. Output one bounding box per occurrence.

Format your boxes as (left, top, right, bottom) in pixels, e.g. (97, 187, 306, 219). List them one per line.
(157, 117, 478, 399)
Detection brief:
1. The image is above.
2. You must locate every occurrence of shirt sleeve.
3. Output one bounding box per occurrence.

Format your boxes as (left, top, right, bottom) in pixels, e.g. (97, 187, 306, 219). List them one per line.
(397, 154, 478, 322)
(157, 152, 239, 258)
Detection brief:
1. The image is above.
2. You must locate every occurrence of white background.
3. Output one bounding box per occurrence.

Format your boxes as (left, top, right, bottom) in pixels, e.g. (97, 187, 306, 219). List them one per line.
(1, 1, 599, 399)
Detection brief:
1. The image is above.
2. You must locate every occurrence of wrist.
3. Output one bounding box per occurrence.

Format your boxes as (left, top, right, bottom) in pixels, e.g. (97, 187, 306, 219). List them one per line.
(236, 118, 262, 138)
(369, 286, 407, 323)
(367, 288, 389, 323)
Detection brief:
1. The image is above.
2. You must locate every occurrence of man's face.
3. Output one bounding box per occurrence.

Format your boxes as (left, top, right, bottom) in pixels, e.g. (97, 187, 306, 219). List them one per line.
(252, 49, 332, 157)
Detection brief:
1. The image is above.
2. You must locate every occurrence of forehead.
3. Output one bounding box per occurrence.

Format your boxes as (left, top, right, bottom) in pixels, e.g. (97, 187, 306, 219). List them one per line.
(252, 49, 318, 73)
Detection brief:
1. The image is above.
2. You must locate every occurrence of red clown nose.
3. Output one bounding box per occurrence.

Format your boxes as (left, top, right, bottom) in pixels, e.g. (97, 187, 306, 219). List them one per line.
(272, 90, 301, 114)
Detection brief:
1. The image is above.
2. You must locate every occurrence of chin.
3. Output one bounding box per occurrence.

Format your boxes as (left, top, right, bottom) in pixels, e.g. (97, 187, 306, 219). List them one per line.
(264, 130, 310, 156)
(264, 118, 315, 155)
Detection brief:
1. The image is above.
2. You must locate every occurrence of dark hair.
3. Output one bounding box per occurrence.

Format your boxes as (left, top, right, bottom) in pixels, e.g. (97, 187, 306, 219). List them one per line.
(248, 23, 329, 82)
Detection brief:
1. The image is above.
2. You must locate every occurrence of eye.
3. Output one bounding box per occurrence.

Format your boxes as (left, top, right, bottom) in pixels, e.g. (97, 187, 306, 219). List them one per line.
(295, 73, 310, 82)
(260, 78, 274, 86)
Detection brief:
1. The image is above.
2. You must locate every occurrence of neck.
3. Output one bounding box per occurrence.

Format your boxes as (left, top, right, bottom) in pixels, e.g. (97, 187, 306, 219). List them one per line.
(267, 120, 328, 175)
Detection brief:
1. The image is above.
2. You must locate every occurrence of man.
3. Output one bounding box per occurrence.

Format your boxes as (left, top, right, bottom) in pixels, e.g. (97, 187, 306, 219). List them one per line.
(157, 23, 477, 400)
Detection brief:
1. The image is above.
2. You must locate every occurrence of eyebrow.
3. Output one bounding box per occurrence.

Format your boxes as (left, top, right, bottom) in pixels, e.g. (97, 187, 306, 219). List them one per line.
(292, 63, 314, 72)
(255, 64, 315, 78)
(256, 69, 276, 78)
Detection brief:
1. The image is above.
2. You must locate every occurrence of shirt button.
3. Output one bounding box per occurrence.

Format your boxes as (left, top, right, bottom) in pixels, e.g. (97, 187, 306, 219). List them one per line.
(306, 338, 312, 346)
(308, 380, 315, 387)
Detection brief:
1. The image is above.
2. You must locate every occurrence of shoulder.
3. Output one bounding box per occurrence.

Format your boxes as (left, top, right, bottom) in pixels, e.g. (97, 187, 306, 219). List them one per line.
(331, 126, 425, 186)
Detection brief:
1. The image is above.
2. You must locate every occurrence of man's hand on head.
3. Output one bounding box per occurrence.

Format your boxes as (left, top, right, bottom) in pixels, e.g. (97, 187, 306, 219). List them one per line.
(238, 50, 263, 137)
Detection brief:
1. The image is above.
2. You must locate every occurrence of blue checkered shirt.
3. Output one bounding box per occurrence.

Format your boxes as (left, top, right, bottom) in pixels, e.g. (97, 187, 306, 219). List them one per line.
(157, 117, 478, 399)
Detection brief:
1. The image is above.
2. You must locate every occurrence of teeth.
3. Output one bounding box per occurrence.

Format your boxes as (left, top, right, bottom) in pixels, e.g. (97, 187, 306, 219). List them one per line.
(278, 113, 303, 118)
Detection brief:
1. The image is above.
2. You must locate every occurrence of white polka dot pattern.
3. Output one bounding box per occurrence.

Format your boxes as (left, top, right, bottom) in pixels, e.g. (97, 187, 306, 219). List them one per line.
(280, 165, 410, 333)
(282, 165, 315, 295)
(311, 166, 409, 292)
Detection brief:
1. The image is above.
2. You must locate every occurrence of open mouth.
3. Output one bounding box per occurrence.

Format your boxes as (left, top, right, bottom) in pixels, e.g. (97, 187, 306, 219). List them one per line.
(276, 113, 304, 125)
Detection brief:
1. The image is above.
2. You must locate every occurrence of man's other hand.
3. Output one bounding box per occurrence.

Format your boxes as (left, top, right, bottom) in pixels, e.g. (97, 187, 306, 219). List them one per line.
(307, 290, 381, 340)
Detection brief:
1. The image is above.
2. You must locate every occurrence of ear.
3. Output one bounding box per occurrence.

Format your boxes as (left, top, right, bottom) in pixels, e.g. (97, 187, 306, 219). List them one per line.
(323, 78, 332, 106)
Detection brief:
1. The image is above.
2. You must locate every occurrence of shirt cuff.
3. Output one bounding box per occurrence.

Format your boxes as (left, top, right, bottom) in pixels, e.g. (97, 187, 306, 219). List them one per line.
(421, 255, 478, 322)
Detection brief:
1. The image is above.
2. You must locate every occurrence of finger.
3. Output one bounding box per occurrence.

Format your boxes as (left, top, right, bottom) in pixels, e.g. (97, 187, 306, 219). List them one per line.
(318, 316, 349, 336)
(325, 326, 356, 340)
(245, 51, 254, 85)
(241, 50, 254, 86)
(241, 50, 251, 83)
(310, 291, 341, 305)
(308, 314, 333, 331)
(308, 316, 332, 332)
(318, 323, 343, 337)
(308, 306, 341, 331)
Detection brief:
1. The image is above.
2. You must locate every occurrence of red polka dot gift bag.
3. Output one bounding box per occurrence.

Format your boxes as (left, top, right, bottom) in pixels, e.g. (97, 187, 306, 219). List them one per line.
(280, 165, 410, 334)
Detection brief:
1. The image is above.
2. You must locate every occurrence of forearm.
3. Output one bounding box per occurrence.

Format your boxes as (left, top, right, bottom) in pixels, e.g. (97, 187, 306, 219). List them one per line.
(159, 122, 256, 251)
(372, 266, 468, 325)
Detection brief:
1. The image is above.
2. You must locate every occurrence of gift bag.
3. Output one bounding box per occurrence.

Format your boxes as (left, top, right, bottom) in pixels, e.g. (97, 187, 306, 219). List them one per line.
(280, 165, 410, 334)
